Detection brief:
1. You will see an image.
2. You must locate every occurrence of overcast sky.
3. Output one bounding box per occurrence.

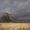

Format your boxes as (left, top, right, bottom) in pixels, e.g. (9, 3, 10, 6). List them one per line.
(0, 0, 30, 20)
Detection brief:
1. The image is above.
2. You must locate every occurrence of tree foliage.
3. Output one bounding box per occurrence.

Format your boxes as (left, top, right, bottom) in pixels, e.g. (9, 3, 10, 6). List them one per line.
(1, 13, 11, 22)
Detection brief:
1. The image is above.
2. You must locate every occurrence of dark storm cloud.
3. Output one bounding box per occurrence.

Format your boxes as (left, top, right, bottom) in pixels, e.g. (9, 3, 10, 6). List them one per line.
(15, 0, 30, 19)
(0, 0, 30, 20)
(0, 0, 16, 14)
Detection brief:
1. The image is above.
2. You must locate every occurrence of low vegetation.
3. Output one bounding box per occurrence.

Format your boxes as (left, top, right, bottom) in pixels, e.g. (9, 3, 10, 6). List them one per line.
(0, 23, 30, 30)
(0, 27, 30, 30)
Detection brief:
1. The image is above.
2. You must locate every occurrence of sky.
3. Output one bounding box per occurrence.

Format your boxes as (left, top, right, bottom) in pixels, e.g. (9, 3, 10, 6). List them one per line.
(0, 0, 30, 20)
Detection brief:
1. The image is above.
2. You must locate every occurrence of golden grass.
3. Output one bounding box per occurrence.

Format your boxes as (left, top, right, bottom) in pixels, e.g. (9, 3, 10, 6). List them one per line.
(0, 23, 30, 30)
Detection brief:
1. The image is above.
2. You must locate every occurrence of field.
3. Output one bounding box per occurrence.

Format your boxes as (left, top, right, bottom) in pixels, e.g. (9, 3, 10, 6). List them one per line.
(0, 23, 30, 30)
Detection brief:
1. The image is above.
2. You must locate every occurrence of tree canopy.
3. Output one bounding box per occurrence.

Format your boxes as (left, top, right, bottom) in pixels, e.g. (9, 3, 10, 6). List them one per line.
(1, 13, 11, 22)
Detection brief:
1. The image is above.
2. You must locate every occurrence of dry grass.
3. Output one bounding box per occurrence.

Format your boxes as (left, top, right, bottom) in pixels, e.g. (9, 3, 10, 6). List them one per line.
(0, 23, 30, 30)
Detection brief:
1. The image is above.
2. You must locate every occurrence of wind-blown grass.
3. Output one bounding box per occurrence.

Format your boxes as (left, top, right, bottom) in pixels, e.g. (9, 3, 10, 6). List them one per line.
(0, 23, 30, 30)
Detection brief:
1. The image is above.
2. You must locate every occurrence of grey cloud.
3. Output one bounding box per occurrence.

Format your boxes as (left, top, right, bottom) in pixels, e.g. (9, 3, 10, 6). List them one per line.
(0, 0, 30, 20)
(12, 0, 29, 20)
(15, 0, 30, 19)
(0, 0, 16, 20)
(0, 0, 16, 13)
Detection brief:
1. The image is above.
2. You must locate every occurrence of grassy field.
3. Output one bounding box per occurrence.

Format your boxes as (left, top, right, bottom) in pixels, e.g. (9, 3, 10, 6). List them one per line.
(0, 23, 30, 30)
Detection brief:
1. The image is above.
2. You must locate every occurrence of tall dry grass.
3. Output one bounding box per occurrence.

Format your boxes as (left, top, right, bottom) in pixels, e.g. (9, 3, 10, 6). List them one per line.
(0, 27, 30, 30)
(0, 23, 30, 30)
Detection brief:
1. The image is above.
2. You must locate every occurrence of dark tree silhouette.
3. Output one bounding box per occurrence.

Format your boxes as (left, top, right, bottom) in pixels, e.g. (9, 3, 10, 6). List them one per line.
(1, 13, 11, 22)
